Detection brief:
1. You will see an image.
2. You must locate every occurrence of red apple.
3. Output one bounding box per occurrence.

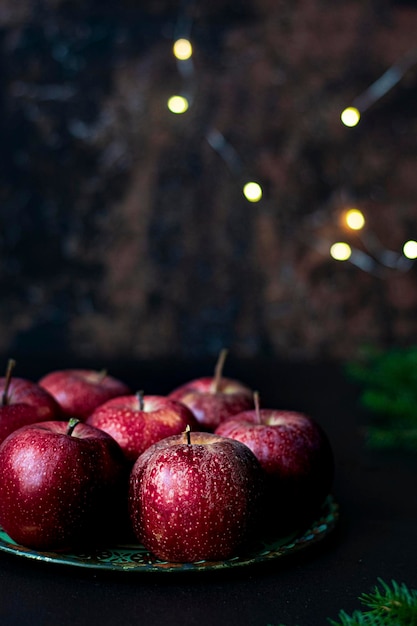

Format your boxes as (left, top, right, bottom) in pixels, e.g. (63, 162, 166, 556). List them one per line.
(215, 394, 334, 530)
(129, 428, 264, 562)
(0, 359, 61, 445)
(86, 391, 199, 464)
(168, 349, 254, 431)
(38, 368, 131, 420)
(0, 418, 129, 551)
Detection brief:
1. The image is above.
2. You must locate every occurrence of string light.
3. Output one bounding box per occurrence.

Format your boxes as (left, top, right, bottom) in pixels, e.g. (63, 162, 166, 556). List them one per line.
(340, 49, 417, 131)
(168, 6, 416, 276)
(351, 49, 417, 114)
(403, 240, 417, 260)
(167, 95, 189, 114)
(344, 208, 365, 231)
(243, 182, 263, 203)
(334, 51, 417, 270)
(171, 11, 265, 205)
(340, 107, 361, 127)
(173, 38, 193, 60)
(205, 128, 242, 175)
(330, 242, 352, 261)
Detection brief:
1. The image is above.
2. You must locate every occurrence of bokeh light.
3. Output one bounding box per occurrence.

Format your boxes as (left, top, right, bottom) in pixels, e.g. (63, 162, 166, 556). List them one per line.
(341, 107, 361, 127)
(344, 208, 365, 231)
(243, 182, 263, 202)
(173, 38, 193, 60)
(167, 95, 189, 114)
(330, 242, 352, 261)
(403, 240, 417, 259)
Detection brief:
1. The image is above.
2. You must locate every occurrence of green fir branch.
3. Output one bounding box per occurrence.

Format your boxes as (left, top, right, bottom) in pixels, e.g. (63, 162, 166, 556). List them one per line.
(366, 426, 417, 451)
(275, 579, 417, 626)
(328, 610, 369, 626)
(346, 345, 417, 450)
(329, 579, 417, 625)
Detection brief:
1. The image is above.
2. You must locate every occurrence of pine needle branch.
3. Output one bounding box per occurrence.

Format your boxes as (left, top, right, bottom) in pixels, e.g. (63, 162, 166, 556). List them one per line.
(328, 578, 417, 626)
(346, 345, 417, 450)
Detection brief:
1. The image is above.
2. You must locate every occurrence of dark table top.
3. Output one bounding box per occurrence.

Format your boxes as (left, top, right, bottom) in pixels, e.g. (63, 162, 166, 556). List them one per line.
(0, 356, 416, 626)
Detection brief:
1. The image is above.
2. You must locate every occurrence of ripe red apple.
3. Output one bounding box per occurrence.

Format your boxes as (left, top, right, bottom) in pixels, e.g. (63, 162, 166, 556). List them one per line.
(86, 391, 199, 464)
(168, 349, 254, 431)
(0, 359, 61, 445)
(129, 428, 264, 562)
(215, 394, 334, 530)
(0, 418, 129, 551)
(38, 368, 131, 420)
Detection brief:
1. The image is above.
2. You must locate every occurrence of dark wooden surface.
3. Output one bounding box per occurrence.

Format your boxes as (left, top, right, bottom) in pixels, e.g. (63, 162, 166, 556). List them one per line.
(0, 357, 416, 626)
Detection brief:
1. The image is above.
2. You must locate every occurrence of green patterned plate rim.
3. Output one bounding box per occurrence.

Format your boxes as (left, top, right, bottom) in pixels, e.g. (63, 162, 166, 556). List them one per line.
(0, 494, 339, 573)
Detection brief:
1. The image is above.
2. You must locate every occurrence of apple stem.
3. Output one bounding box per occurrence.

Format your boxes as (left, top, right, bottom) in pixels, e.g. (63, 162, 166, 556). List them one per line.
(136, 390, 145, 411)
(254, 391, 261, 424)
(2, 358, 16, 406)
(185, 424, 191, 446)
(212, 348, 228, 393)
(67, 418, 81, 436)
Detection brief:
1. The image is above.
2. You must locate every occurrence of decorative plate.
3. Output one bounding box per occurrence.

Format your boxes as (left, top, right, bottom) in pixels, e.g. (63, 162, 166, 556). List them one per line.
(0, 495, 339, 573)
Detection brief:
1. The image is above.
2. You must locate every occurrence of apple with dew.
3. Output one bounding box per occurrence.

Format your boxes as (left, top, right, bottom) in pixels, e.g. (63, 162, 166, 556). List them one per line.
(0, 418, 129, 551)
(86, 391, 199, 464)
(38, 368, 131, 420)
(0, 359, 61, 445)
(215, 393, 334, 531)
(129, 427, 265, 562)
(168, 349, 254, 431)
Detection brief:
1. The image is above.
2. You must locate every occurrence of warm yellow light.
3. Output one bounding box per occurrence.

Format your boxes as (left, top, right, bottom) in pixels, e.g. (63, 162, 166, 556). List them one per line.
(403, 240, 417, 259)
(243, 182, 263, 202)
(341, 107, 361, 127)
(344, 208, 365, 231)
(173, 38, 193, 60)
(330, 242, 352, 261)
(167, 95, 189, 114)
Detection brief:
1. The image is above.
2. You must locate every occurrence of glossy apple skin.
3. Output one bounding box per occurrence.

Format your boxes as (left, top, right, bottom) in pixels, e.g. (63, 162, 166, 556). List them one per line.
(0, 420, 129, 551)
(129, 431, 264, 562)
(0, 377, 62, 445)
(86, 395, 199, 464)
(215, 410, 334, 530)
(38, 369, 131, 420)
(168, 377, 254, 431)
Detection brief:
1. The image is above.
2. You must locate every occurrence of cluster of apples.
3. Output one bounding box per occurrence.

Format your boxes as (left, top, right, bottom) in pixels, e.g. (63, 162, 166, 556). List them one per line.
(0, 351, 334, 563)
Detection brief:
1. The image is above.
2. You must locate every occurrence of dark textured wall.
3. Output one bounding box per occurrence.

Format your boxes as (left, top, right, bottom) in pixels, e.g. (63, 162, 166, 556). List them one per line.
(1, 0, 417, 364)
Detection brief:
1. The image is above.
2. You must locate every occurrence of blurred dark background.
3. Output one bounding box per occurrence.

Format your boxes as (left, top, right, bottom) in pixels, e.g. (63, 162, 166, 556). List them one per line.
(1, 0, 417, 368)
